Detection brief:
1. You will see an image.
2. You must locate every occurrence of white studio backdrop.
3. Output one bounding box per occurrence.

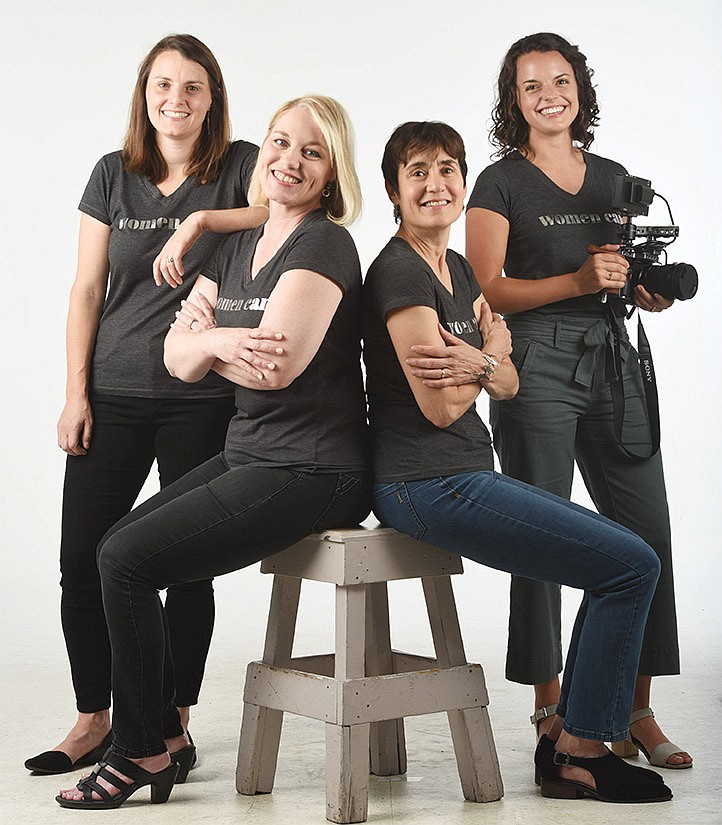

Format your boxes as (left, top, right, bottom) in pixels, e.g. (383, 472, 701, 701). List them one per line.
(1, 0, 720, 670)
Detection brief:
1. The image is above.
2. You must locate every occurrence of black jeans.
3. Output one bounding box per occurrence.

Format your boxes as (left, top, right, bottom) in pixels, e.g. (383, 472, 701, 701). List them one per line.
(60, 394, 235, 712)
(96, 454, 371, 758)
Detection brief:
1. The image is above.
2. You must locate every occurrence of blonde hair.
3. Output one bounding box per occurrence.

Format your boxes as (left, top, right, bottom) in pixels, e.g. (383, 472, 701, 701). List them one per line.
(247, 95, 361, 226)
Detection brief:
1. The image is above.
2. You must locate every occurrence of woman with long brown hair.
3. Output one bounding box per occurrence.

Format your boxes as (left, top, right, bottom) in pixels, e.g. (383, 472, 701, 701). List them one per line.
(25, 34, 267, 777)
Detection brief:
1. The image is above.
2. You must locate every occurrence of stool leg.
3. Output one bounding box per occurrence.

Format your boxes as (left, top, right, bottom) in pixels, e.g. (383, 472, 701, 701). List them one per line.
(422, 576, 504, 802)
(365, 582, 407, 776)
(236, 575, 301, 795)
(326, 723, 370, 823)
(326, 583, 369, 823)
(236, 704, 284, 794)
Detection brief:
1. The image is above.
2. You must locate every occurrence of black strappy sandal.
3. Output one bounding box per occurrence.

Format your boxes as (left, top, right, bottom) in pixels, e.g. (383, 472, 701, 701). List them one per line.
(55, 751, 179, 809)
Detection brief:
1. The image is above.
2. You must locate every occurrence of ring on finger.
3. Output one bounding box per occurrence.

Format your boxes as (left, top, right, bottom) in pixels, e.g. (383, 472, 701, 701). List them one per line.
(189, 318, 197, 329)
(441, 368, 447, 378)
(166, 257, 174, 264)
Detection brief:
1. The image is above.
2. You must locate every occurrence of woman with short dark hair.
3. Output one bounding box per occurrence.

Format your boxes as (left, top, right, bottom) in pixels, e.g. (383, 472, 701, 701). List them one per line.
(362, 119, 672, 803)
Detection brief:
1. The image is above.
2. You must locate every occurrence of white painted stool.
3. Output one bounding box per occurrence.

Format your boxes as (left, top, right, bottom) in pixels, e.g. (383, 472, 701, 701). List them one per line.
(235, 527, 503, 823)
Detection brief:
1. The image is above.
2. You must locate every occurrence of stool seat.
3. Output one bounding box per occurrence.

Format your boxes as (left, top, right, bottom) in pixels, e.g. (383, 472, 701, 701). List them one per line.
(236, 527, 503, 822)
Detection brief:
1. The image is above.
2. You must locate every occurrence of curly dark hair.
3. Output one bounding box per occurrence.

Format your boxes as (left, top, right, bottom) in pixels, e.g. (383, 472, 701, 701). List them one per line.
(490, 32, 599, 157)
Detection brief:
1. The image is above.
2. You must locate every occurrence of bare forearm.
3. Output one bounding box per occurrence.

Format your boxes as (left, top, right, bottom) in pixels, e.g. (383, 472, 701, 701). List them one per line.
(197, 206, 268, 234)
(423, 382, 482, 429)
(164, 328, 218, 382)
(211, 359, 267, 389)
(65, 287, 104, 399)
(482, 271, 583, 314)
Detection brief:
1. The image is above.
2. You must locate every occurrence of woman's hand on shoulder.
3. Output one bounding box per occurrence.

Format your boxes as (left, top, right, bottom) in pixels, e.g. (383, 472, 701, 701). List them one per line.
(575, 243, 628, 296)
(57, 396, 93, 456)
(153, 212, 206, 288)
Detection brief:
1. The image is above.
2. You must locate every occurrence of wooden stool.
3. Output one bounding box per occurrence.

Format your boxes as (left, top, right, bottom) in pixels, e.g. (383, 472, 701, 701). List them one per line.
(235, 527, 503, 823)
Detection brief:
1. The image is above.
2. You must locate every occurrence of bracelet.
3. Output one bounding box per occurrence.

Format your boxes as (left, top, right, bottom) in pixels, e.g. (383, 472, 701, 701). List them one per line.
(477, 352, 499, 382)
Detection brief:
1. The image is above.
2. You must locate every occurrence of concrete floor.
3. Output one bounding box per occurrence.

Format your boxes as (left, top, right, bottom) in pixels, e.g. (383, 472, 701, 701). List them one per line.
(5, 564, 721, 825)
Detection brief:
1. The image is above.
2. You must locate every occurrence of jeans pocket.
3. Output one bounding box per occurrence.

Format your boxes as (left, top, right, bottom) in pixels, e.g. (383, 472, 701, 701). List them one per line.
(311, 473, 370, 532)
(373, 481, 426, 540)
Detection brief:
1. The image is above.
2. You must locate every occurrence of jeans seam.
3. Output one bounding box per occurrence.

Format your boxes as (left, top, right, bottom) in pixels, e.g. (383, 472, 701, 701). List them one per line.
(438, 473, 654, 578)
(311, 473, 359, 532)
(114, 470, 308, 754)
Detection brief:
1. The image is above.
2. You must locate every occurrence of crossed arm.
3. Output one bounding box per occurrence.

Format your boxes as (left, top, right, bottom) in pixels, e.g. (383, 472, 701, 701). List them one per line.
(164, 270, 343, 390)
(387, 296, 518, 430)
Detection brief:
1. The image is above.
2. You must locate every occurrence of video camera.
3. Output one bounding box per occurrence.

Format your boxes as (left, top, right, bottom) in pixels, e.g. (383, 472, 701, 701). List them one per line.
(612, 174, 698, 303)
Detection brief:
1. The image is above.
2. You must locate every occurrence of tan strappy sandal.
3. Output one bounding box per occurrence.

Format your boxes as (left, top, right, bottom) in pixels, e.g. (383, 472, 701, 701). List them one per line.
(611, 707, 693, 769)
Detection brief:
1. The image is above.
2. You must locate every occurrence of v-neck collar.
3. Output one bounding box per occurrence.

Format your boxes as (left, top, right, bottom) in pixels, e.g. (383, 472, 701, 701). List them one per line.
(519, 150, 592, 199)
(245, 208, 325, 286)
(142, 174, 195, 204)
(391, 236, 456, 298)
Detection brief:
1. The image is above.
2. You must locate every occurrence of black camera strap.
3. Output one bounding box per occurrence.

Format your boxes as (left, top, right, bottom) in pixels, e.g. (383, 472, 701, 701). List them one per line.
(605, 304, 661, 461)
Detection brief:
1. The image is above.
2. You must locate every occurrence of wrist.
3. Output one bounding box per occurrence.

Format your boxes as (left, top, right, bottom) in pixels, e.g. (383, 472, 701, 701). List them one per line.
(190, 211, 208, 234)
(476, 352, 499, 382)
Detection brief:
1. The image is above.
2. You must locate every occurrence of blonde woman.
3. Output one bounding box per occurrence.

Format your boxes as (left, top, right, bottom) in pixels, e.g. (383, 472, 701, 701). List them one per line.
(56, 95, 370, 810)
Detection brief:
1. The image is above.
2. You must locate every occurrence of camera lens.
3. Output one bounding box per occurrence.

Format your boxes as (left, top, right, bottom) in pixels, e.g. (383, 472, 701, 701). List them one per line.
(642, 263, 698, 301)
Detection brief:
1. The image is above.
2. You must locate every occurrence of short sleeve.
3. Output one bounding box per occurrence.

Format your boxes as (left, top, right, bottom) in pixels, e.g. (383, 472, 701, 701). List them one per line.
(369, 254, 438, 321)
(201, 236, 229, 284)
(78, 155, 113, 226)
(455, 252, 482, 303)
(234, 141, 259, 198)
(281, 218, 360, 294)
(467, 163, 512, 220)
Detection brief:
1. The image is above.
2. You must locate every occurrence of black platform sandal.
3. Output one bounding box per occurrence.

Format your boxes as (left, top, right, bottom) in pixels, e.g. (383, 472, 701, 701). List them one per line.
(55, 751, 179, 809)
(534, 735, 673, 803)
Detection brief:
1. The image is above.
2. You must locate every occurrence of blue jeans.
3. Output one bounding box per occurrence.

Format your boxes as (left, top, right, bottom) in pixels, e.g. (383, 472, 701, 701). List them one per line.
(373, 471, 660, 742)
(492, 313, 678, 683)
(97, 454, 371, 758)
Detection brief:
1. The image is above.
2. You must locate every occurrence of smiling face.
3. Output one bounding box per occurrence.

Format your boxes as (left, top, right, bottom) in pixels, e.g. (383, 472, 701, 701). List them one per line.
(390, 148, 466, 234)
(257, 106, 334, 215)
(515, 50, 579, 141)
(144, 50, 212, 143)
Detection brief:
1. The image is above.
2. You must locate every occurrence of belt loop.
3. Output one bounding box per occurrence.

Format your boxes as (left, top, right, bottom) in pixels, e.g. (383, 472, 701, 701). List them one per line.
(554, 319, 563, 349)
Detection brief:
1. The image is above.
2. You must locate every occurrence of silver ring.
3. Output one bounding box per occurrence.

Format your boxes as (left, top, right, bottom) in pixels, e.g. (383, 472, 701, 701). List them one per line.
(607, 272, 613, 280)
(442, 368, 447, 378)
(166, 256, 174, 264)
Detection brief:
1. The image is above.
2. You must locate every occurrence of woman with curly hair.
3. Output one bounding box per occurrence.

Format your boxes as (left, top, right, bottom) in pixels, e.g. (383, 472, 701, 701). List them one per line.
(464, 32, 689, 770)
